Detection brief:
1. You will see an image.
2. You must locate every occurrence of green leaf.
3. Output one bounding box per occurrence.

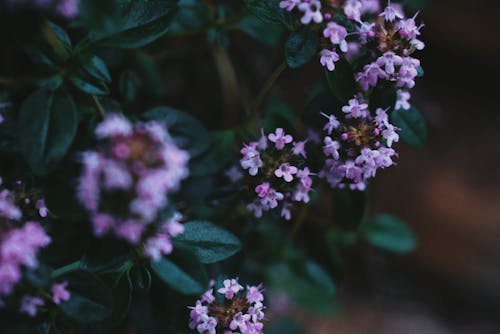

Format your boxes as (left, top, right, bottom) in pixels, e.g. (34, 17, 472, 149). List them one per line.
(263, 97, 296, 133)
(325, 58, 356, 103)
(189, 130, 235, 177)
(59, 270, 113, 323)
(130, 51, 166, 97)
(174, 221, 241, 264)
(391, 107, 427, 149)
(46, 21, 72, 51)
(362, 214, 417, 254)
(267, 260, 336, 314)
(244, 0, 292, 28)
(285, 26, 318, 69)
(333, 189, 369, 230)
(80, 0, 179, 50)
(169, 0, 211, 33)
(235, 15, 283, 45)
(143, 106, 210, 158)
(369, 86, 397, 111)
(18, 89, 78, 175)
(80, 54, 112, 83)
(70, 73, 110, 95)
(151, 253, 207, 295)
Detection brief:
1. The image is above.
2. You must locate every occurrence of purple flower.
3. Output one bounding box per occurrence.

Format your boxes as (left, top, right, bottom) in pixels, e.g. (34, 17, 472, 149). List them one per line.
(379, 2, 404, 22)
(225, 166, 244, 182)
(19, 296, 44, 317)
(52, 281, 71, 305)
(377, 52, 404, 75)
(268, 128, 293, 150)
(342, 98, 369, 118)
(298, 0, 323, 24)
(323, 22, 348, 52)
(321, 112, 340, 135)
(190, 280, 265, 334)
(292, 141, 308, 158)
(241, 144, 263, 176)
(344, 0, 362, 21)
(217, 279, 244, 300)
(94, 113, 132, 139)
(356, 63, 387, 91)
(323, 137, 340, 159)
(279, 0, 298, 11)
(396, 90, 411, 110)
(274, 163, 298, 182)
(320, 49, 340, 71)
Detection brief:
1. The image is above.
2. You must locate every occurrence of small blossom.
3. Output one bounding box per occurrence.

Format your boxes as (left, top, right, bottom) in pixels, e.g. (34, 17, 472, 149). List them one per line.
(344, 0, 362, 21)
(268, 128, 293, 150)
(379, 3, 404, 22)
(396, 90, 411, 110)
(342, 98, 369, 118)
(298, 0, 323, 24)
(52, 281, 71, 305)
(218, 279, 244, 300)
(274, 163, 298, 182)
(320, 49, 340, 71)
(323, 22, 348, 52)
(19, 296, 44, 317)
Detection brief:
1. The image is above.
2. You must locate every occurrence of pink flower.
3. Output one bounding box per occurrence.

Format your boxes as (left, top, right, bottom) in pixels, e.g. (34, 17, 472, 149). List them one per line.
(240, 144, 263, 176)
(217, 279, 243, 300)
(320, 49, 340, 71)
(323, 22, 348, 52)
(274, 163, 298, 182)
(268, 128, 293, 150)
(279, 0, 298, 11)
(19, 296, 44, 317)
(94, 113, 132, 139)
(321, 112, 340, 134)
(292, 141, 308, 158)
(342, 98, 369, 118)
(379, 2, 404, 22)
(298, 0, 323, 24)
(323, 137, 340, 159)
(52, 281, 71, 305)
(344, 0, 362, 21)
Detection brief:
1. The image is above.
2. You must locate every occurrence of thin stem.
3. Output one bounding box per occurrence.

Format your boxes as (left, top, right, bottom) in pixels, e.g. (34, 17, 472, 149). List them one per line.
(52, 260, 81, 279)
(249, 61, 287, 118)
(92, 95, 105, 118)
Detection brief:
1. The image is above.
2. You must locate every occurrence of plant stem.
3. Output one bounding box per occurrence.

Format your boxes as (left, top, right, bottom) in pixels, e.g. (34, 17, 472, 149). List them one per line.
(92, 95, 105, 118)
(52, 260, 81, 279)
(249, 61, 287, 118)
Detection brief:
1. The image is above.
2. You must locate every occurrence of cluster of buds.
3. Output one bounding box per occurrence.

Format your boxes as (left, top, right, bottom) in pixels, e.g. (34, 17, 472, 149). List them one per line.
(0, 180, 70, 316)
(239, 128, 313, 220)
(78, 114, 189, 260)
(189, 278, 265, 334)
(318, 95, 399, 190)
(6, 0, 79, 18)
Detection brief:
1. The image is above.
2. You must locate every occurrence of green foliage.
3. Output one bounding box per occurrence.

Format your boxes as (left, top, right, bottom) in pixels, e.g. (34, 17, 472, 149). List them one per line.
(244, 0, 292, 28)
(173, 221, 241, 264)
(18, 88, 78, 175)
(285, 26, 319, 69)
(325, 58, 357, 103)
(361, 214, 417, 254)
(150, 252, 208, 295)
(391, 106, 428, 149)
(143, 106, 211, 158)
(79, 0, 180, 50)
(58, 271, 114, 323)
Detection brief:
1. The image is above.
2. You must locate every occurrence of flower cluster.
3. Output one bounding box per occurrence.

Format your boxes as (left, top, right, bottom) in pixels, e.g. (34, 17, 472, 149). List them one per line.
(7, 0, 79, 18)
(189, 279, 265, 334)
(78, 114, 189, 260)
(280, 1, 424, 111)
(318, 95, 398, 190)
(240, 128, 313, 220)
(0, 181, 68, 316)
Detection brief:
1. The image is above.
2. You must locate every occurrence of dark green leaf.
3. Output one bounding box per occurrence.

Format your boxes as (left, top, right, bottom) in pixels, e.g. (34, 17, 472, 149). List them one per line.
(362, 214, 417, 254)
(25, 264, 53, 289)
(244, 0, 292, 28)
(369, 86, 397, 111)
(150, 252, 207, 295)
(70, 73, 109, 95)
(169, 0, 211, 33)
(46, 21, 72, 51)
(333, 189, 369, 230)
(18, 89, 78, 175)
(391, 106, 427, 149)
(59, 270, 113, 323)
(143, 106, 210, 158)
(189, 130, 235, 177)
(80, 54, 112, 83)
(235, 15, 283, 45)
(285, 26, 318, 69)
(80, 0, 179, 50)
(174, 221, 241, 264)
(325, 58, 356, 103)
(263, 97, 296, 132)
